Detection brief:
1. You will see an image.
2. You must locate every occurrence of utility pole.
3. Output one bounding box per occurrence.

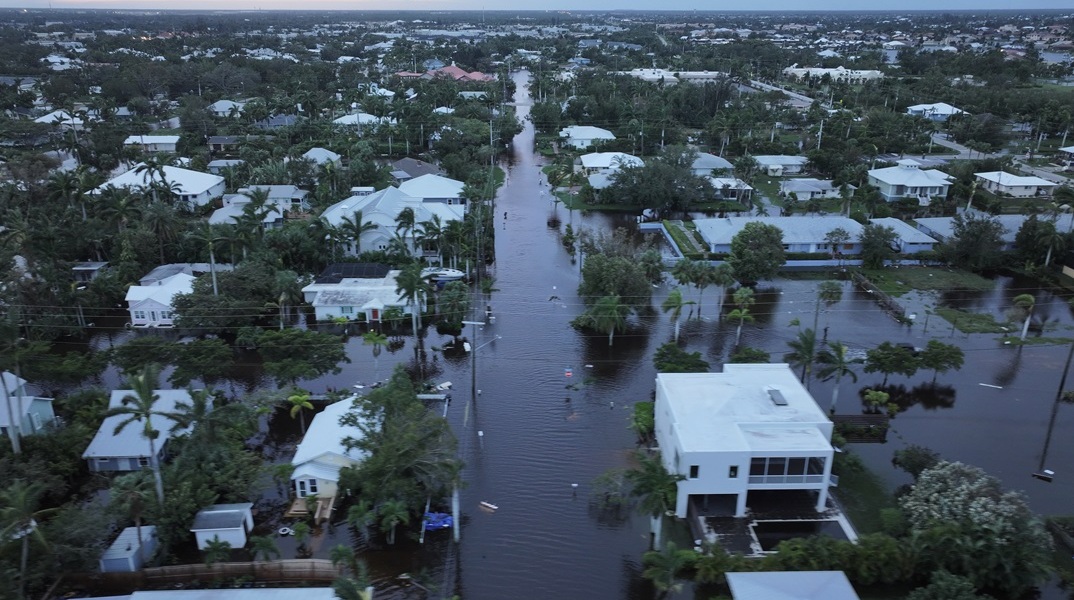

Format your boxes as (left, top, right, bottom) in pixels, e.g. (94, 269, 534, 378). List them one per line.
(817, 119, 824, 150)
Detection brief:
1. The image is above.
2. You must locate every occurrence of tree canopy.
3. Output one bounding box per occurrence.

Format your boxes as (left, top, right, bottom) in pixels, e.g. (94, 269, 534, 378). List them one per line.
(727, 222, 785, 285)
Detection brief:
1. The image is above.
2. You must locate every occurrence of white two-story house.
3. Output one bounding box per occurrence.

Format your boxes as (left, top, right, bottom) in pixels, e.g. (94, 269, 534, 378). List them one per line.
(867, 159, 953, 204)
(291, 398, 369, 499)
(124, 273, 195, 328)
(654, 364, 836, 519)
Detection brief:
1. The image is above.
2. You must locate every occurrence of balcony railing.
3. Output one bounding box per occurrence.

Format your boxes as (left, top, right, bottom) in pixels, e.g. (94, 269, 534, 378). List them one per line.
(748, 474, 826, 485)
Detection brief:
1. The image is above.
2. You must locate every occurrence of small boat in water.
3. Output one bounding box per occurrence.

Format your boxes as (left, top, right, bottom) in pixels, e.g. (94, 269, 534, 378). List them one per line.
(421, 267, 466, 282)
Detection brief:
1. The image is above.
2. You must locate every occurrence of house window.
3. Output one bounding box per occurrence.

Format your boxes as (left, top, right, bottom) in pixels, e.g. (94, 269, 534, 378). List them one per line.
(160, 311, 171, 320)
(689, 465, 699, 479)
(749, 458, 766, 476)
(133, 310, 146, 320)
(729, 466, 738, 478)
(341, 306, 354, 314)
(308, 479, 319, 495)
(138, 457, 150, 468)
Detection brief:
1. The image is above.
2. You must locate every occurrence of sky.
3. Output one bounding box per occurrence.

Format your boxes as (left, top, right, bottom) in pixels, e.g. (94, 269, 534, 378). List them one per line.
(0, 0, 1072, 11)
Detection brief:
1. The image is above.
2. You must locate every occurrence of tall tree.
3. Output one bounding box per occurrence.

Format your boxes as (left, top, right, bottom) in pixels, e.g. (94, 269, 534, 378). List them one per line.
(104, 364, 179, 506)
(339, 210, 378, 256)
(727, 222, 785, 285)
(858, 223, 899, 270)
(109, 472, 155, 568)
(661, 288, 693, 343)
(784, 328, 818, 386)
(0, 480, 53, 599)
(918, 340, 965, 382)
(286, 390, 314, 433)
(727, 287, 756, 347)
(816, 342, 858, 414)
(584, 295, 631, 346)
(1011, 293, 1036, 341)
(626, 451, 684, 550)
(394, 263, 430, 337)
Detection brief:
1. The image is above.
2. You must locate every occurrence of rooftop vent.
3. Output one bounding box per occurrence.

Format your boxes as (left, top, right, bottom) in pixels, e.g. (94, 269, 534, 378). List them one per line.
(767, 388, 788, 406)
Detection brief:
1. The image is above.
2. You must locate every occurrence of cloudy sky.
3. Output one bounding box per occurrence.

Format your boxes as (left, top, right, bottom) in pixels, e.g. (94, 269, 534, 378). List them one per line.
(0, 0, 1071, 10)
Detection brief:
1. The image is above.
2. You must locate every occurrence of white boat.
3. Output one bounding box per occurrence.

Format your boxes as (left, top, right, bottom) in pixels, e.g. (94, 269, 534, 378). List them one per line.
(421, 267, 466, 282)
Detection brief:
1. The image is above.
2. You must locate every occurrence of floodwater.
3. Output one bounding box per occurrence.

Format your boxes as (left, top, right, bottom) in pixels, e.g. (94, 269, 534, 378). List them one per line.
(54, 70, 1074, 598)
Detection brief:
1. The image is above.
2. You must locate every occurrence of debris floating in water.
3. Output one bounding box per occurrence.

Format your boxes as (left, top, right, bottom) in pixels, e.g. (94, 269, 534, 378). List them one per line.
(480, 501, 499, 511)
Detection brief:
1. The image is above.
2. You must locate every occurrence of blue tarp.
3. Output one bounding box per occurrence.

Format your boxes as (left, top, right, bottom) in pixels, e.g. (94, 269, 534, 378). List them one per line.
(423, 512, 453, 531)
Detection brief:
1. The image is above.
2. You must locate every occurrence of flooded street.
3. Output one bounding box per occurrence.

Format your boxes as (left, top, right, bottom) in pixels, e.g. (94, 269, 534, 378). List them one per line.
(55, 70, 1074, 598)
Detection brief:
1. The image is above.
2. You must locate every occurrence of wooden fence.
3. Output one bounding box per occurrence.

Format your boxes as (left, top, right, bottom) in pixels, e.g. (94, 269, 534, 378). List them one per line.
(68, 559, 344, 594)
(849, 271, 906, 320)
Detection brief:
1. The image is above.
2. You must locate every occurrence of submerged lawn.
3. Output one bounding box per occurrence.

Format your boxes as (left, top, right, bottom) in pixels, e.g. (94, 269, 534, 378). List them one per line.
(859, 267, 994, 297)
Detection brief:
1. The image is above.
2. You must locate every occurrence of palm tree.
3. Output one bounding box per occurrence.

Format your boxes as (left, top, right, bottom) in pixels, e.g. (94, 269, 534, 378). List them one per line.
(661, 288, 693, 343)
(339, 210, 378, 256)
(141, 202, 180, 264)
(273, 270, 304, 330)
(626, 451, 684, 550)
(109, 472, 155, 567)
(347, 499, 376, 544)
(248, 535, 281, 562)
(691, 262, 718, 319)
(710, 263, 735, 319)
(104, 364, 179, 506)
(0, 480, 53, 600)
(588, 295, 631, 346)
(332, 574, 373, 600)
(134, 157, 169, 204)
(813, 281, 842, 334)
(642, 542, 696, 598)
(98, 187, 143, 234)
(1039, 223, 1066, 267)
(46, 170, 79, 214)
(395, 206, 416, 242)
(362, 331, 388, 380)
(287, 390, 314, 433)
(415, 214, 444, 264)
(169, 388, 222, 441)
(1013, 293, 1036, 341)
(816, 342, 858, 414)
(395, 263, 430, 336)
(378, 500, 410, 545)
(727, 287, 756, 347)
(784, 328, 818, 386)
(202, 535, 231, 566)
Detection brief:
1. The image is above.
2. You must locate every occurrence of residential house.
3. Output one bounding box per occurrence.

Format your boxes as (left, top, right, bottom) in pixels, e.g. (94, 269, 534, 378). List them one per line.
(916, 213, 1027, 251)
(321, 186, 464, 257)
(867, 159, 953, 203)
(138, 263, 229, 286)
(577, 152, 643, 175)
(210, 185, 309, 229)
(975, 171, 1056, 198)
(869, 217, 939, 254)
(654, 364, 836, 519)
(708, 177, 754, 201)
(691, 152, 733, 176)
(906, 102, 966, 122)
(253, 114, 301, 130)
(33, 109, 86, 131)
(124, 272, 194, 328)
(302, 147, 341, 166)
(398, 173, 467, 209)
(1058, 145, 1074, 165)
(395, 64, 495, 82)
(94, 163, 226, 208)
(207, 159, 244, 174)
(123, 135, 179, 153)
(781, 65, 884, 83)
(207, 100, 245, 118)
(290, 398, 369, 500)
(301, 264, 422, 323)
(780, 178, 852, 201)
(559, 125, 616, 150)
(332, 113, 396, 128)
(753, 155, 809, 176)
(72, 261, 108, 283)
(693, 216, 865, 255)
(0, 372, 56, 441)
(391, 157, 444, 183)
(99, 526, 158, 573)
(190, 503, 254, 550)
(726, 571, 860, 600)
(82, 389, 203, 472)
(207, 135, 240, 153)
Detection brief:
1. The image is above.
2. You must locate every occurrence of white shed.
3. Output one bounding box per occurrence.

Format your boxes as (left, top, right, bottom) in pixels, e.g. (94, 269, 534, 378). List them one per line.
(99, 526, 158, 572)
(190, 503, 254, 549)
